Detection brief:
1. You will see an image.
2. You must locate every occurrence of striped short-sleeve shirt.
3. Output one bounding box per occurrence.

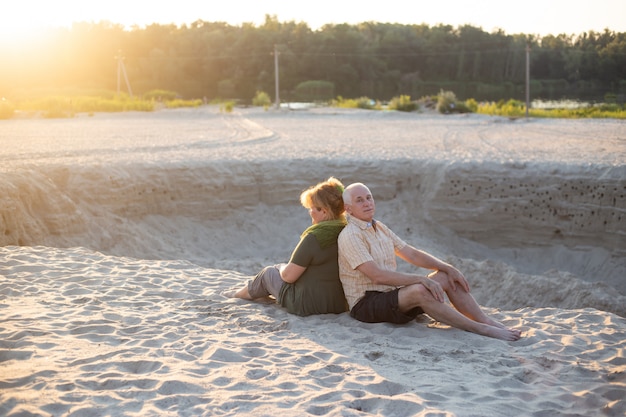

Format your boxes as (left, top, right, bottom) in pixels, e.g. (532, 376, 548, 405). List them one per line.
(337, 216, 407, 310)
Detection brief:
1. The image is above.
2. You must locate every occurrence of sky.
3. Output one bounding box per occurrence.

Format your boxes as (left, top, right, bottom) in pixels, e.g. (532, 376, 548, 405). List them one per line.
(2, 0, 624, 39)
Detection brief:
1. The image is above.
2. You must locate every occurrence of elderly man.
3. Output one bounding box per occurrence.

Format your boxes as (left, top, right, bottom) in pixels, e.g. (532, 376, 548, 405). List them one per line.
(337, 182, 521, 341)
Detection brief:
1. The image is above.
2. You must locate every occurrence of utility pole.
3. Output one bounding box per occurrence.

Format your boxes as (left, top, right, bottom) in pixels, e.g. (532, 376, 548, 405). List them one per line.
(115, 49, 133, 98)
(273, 44, 280, 109)
(525, 42, 530, 118)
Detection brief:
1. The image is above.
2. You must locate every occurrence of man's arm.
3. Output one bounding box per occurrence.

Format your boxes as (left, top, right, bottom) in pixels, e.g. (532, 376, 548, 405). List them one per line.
(397, 245, 470, 292)
(356, 260, 445, 303)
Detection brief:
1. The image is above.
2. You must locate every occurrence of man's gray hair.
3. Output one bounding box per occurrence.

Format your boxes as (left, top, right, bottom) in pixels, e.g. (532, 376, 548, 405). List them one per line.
(342, 182, 367, 205)
(342, 188, 351, 205)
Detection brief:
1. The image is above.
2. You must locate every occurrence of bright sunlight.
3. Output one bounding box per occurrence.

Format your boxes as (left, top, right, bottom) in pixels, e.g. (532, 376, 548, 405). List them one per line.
(2, 0, 625, 41)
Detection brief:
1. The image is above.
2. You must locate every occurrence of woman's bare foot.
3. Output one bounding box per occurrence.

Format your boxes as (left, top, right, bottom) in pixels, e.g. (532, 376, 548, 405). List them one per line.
(233, 286, 253, 299)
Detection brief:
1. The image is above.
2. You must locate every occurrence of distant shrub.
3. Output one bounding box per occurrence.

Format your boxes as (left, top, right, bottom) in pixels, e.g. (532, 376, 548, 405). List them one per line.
(143, 89, 179, 101)
(436, 90, 473, 114)
(356, 97, 380, 109)
(499, 99, 526, 117)
(73, 97, 119, 112)
(465, 98, 478, 112)
(473, 99, 625, 119)
(220, 100, 235, 113)
(389, 95, 418, 112)
(332, 96, 380, 110)
(15, 93, 155, 117)
(533, 105, 625, 118)
(252, 91, 272, 108)
(115, 96, 155, 112)
(436, 90, 457, 113)
(332, 96, 352, 108)
(417, 95, 438, 110)
(21, 96, 75, 118)
(164, 99, 202, 109)
(596, 102, 621, 112)
(453, 101, 472, 113)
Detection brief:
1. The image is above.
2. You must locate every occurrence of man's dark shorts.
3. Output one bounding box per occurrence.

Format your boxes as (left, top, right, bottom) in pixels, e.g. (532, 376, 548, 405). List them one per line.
(350, 289, 424, 324)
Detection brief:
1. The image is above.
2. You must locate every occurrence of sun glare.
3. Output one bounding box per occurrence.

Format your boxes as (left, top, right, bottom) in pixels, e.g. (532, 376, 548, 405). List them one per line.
(0, 0, 624, 44)
(0, 6, 68, 47)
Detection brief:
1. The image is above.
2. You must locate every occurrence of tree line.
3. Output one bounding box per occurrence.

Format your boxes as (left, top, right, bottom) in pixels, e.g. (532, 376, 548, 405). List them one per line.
(2, 15, 625, 102)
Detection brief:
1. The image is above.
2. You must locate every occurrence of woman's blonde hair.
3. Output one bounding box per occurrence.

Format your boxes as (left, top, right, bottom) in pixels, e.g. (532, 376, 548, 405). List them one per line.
(300, 177, 346, 221)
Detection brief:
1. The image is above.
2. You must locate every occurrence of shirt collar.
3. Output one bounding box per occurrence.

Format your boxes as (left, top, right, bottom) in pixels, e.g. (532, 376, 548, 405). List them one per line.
(347, 215, 377, 231)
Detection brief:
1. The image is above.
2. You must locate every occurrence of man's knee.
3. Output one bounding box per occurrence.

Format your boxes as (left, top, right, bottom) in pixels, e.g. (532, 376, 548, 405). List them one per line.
(400, 283, 434, 306)
(429, 271, 452, 291)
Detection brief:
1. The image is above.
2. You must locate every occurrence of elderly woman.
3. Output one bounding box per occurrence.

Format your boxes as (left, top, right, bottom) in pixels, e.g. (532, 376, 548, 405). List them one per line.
(233, 177, 348, 316)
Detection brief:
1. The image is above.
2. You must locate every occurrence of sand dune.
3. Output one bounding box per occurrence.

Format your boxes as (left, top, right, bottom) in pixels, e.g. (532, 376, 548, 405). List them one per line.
(2, 246, 625, 416)
(1, 106, 625, 416)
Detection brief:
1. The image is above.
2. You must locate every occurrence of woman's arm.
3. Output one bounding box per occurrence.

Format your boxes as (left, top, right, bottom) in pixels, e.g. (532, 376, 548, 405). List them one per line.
(279, 263, 307, 283)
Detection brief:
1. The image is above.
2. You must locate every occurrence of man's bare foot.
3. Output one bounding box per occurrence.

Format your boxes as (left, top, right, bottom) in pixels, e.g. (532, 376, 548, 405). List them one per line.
(485, 317, 508, 329)
(482, 325, 522, 341)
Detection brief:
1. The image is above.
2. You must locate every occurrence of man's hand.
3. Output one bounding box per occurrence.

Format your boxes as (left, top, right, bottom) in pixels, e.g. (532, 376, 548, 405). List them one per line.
(419, 276, 446, 302)
(397, 246, 470, 293)
(429, 266, 470, 293)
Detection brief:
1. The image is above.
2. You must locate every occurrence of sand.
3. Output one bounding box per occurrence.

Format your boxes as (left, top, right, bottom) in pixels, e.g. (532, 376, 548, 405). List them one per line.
(0, 106, 625, 416)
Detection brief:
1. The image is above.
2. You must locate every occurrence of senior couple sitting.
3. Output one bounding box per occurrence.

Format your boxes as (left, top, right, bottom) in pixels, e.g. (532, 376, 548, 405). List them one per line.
(233, 177, 521, 341)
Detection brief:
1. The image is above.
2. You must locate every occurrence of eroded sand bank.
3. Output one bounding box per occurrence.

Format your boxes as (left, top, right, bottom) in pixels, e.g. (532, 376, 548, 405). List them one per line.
(1, 107, 624, 304)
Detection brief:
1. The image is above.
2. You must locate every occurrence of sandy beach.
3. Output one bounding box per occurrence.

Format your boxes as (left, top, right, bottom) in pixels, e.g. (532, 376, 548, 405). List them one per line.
(1, 106, 625, 416)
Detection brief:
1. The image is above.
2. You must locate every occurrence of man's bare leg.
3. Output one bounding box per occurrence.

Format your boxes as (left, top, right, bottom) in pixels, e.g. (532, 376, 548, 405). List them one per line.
(429, 271, 521, 335)
(399, 284, 521, 341)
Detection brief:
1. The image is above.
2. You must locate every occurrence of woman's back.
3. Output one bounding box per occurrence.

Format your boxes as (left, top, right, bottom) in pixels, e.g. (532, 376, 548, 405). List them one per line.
(278, 233, 347, 316)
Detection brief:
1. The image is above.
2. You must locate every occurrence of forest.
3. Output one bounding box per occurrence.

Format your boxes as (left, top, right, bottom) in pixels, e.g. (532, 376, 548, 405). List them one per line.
(1, 15, 625, 103)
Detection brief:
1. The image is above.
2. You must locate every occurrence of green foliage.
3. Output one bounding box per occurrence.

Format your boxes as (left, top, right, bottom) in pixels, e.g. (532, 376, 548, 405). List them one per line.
(18, 96, 75, 118)
(436, 90, 471, 114)
(436, 90, 455, 113)
(0, 98, 15, 119)
(417, 95, 439, 110)
(477, 99, 526, 117)
(465, 98, 479, 112)
(476, 100, 626, 119)
(332, 96, 380, 110)
(530, 104, 626, 119)
(295, 81, 335, 102)
(220, 101, 235, 113)
(252, 91, 272, 108)
(453, 101, 472, 113)
(388, 95, 418, 112)
(143, 90, 179, 101)
(415, 81, 523, 102)
(1, 22, 625, 104)
(12, 93, 156, 118)
(164, 99, 203, 108)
